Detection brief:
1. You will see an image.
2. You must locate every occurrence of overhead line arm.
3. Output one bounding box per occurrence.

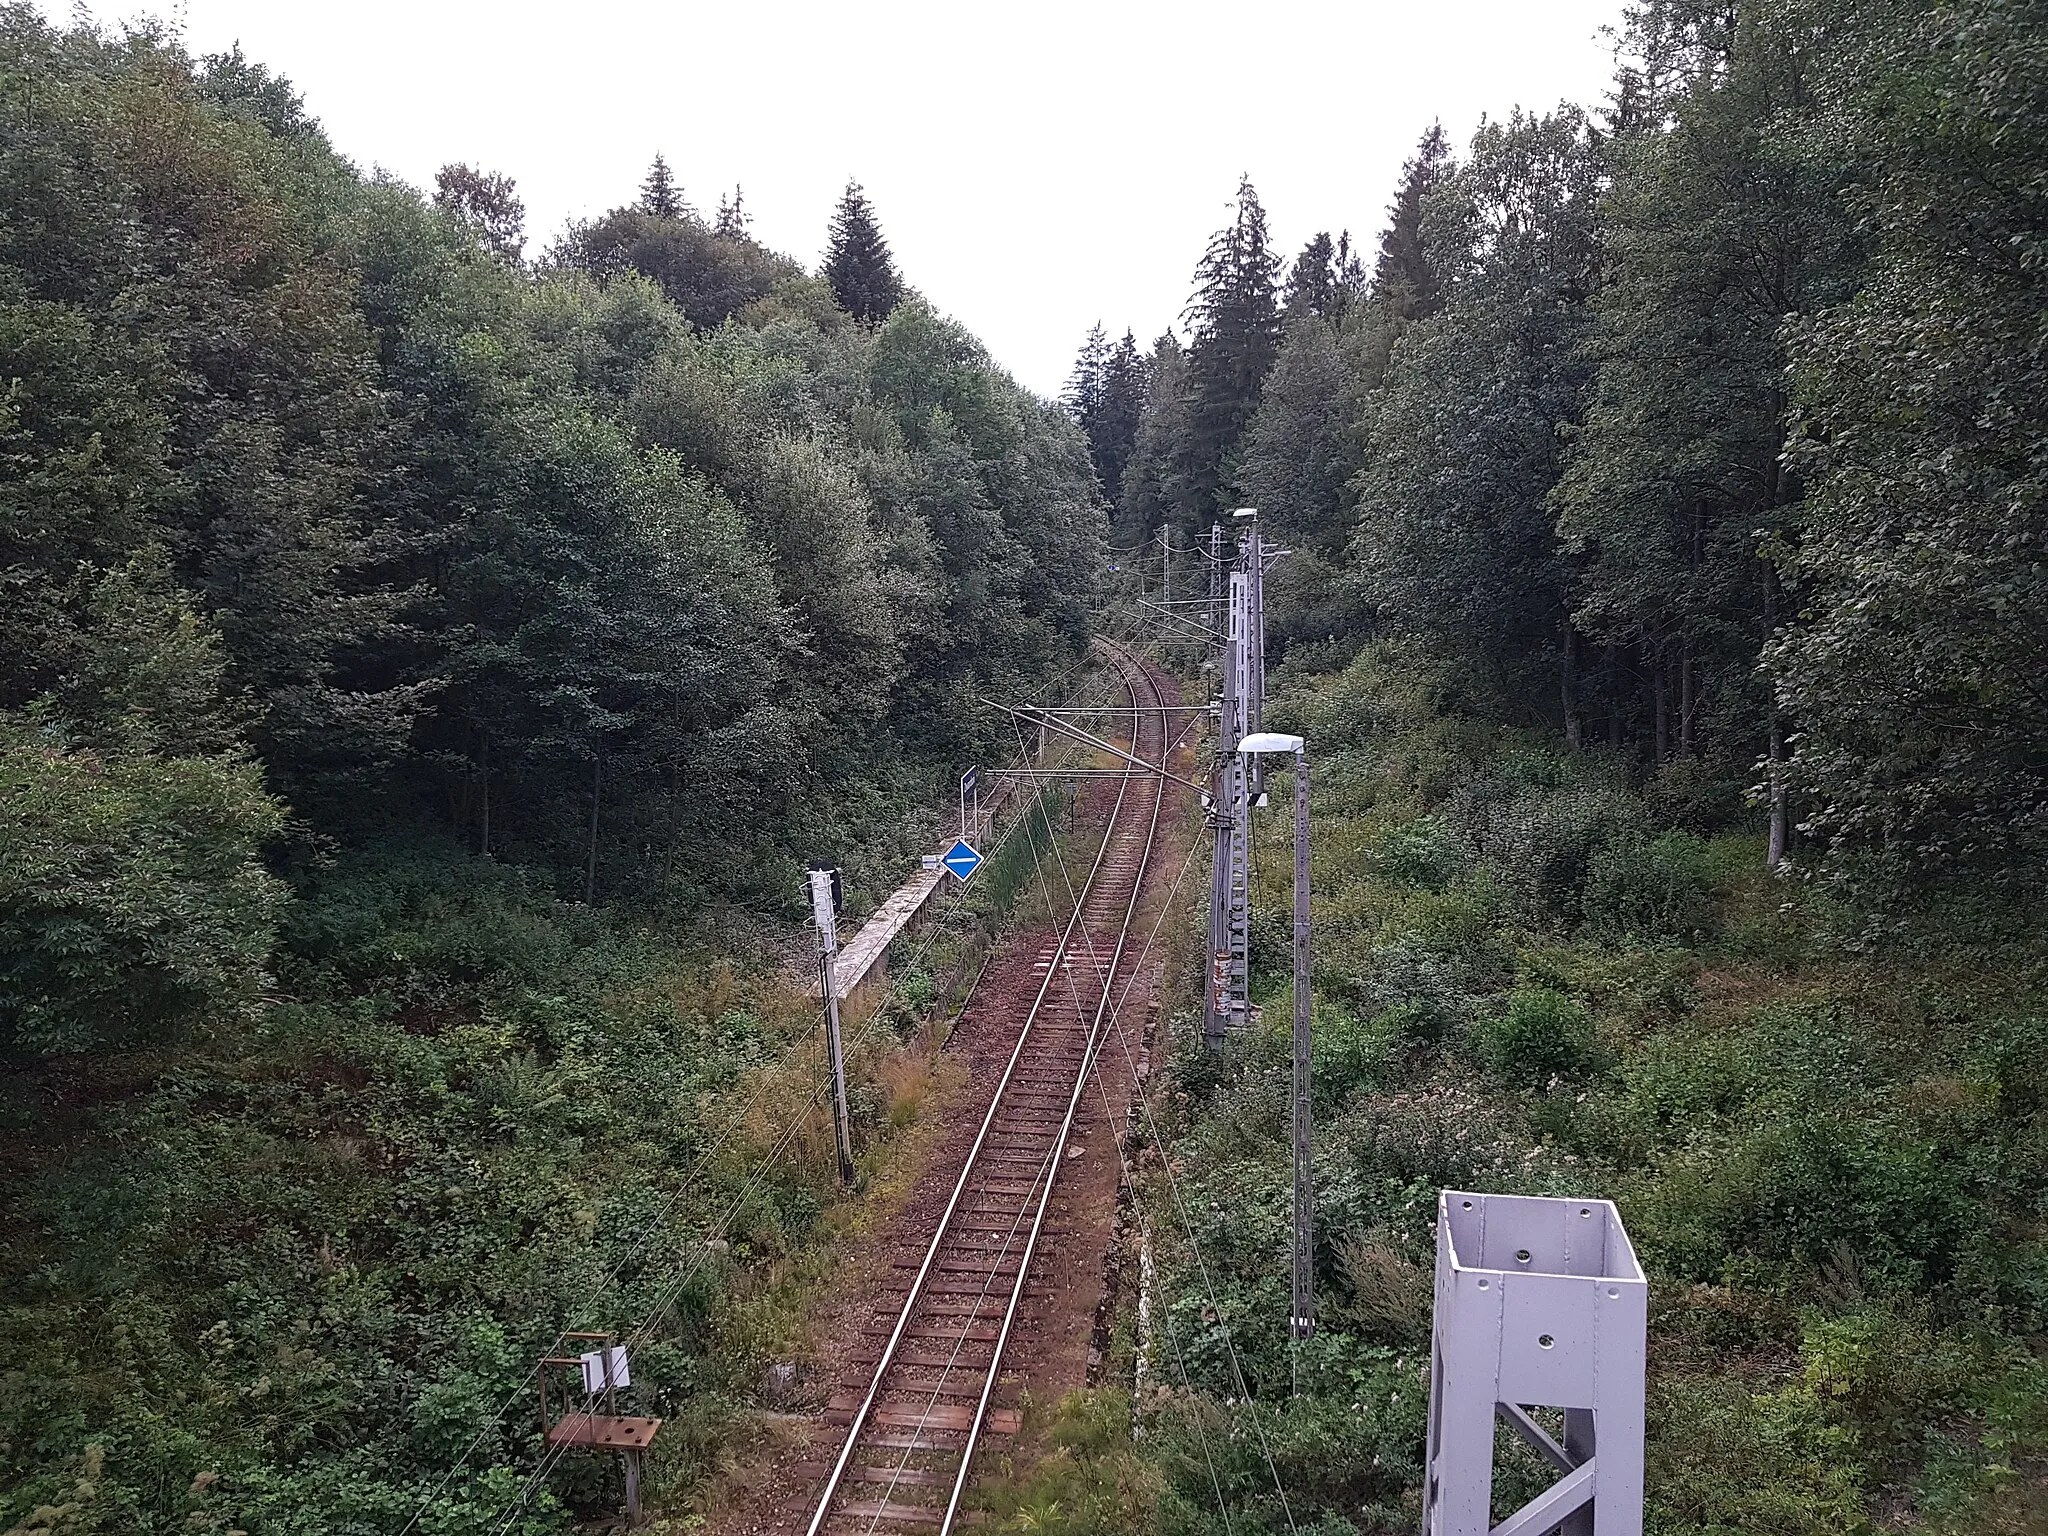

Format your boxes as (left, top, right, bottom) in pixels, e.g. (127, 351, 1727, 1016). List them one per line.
(980, 699, 1208, 794)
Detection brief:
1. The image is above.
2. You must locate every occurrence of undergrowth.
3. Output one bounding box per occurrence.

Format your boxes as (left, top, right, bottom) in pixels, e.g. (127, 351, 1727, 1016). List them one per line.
(0, 807, 1037, 1533)
(1059, 642, 2048, 1535)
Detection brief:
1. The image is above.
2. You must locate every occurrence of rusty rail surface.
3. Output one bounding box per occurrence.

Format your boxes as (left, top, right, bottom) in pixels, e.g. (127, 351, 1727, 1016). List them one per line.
(802, 639, 1170, 1533)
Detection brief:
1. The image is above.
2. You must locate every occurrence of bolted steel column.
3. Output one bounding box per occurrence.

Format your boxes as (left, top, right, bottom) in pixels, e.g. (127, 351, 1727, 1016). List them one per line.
(1233, 509, 1268, 800)
(1205, 613, 1241, 1051)
(1422, 1192, 1648, 1536)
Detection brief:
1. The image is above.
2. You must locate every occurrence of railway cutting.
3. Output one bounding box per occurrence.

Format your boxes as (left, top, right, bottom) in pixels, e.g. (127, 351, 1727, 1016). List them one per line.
(726, 640, 1189, 1533)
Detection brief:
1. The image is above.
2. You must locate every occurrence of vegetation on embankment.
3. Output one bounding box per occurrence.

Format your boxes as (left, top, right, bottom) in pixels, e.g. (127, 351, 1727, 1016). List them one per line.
(0, 10, 1107, 1530)
(1004, 0, 2048, 1527)
(974, 645, 2048, 1536)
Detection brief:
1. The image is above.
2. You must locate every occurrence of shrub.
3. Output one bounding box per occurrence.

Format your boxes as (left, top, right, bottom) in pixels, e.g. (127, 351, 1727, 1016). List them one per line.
(0, 716, 286, 1054)
(1465, 777, 1643, 927)
(1476, 986, 1600, 1085)
(1643, 755, 1747, 834)
(1366, 816, 1465, 889)
(1583, 831, 1715, 940)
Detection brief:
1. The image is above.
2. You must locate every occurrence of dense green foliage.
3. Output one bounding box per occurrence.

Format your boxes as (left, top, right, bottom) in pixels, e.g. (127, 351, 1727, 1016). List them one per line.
(1036, 0, 2048, 1531)
(822, 180, 905, 327)
(1096, 0, 2048, 898)
(0, 9, 1104, 1529)
(0, 8, 1102, 1050)
(1111, 647, 2048, 1535)
(6, 0, 2046, 1527)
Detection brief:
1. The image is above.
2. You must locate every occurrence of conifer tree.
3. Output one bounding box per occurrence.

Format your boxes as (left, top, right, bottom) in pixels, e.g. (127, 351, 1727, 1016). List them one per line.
(1178, 176, 1283, 521)
(1375, 123, 1452, 317)
(824, 180, 905, 324)
(1063, 323, 1108, 424)
(1063, 326, 1147, 500)
(638, 153, 684, 219)
(1093, 330, 1148, 501)
(1286, 232, 1339, 317)
(714, 184, 749, 238)
(1116, 334, 1191, 545)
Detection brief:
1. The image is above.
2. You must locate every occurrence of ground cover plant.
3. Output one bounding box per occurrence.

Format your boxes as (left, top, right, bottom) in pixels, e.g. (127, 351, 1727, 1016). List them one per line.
(1055, 646, 2047, 1536)
(0, 11, 1107, 1530)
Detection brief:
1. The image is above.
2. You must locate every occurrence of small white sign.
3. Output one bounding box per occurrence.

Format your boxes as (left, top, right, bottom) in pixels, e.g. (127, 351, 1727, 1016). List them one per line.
(807, 868, 837, 947)
(580, 1345, 630, 1394)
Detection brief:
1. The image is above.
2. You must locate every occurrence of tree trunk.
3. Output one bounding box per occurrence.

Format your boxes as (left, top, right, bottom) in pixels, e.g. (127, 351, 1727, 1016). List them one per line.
(1607, 643, 1623, 748)
(1561, 621, 1581, 749)
(1766, 716, 1788, 871)
(479, 730, 491, 858)
(585, 752, 603, 904)
(1652, 657, 1670, 765)
(1763, 562, 1788, 871)
(1679, 650, 1696, 758)
(663, 757, 679, 895)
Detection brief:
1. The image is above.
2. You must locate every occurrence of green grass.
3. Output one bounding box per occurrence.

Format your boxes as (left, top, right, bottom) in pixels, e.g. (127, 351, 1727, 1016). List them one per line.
(0, 776, 1080, 1536)
(1118, 642, 2048, 1534)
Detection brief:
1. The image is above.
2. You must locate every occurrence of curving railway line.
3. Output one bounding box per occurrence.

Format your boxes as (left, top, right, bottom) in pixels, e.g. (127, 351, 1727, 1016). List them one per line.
(800, 640, 1173, 1533)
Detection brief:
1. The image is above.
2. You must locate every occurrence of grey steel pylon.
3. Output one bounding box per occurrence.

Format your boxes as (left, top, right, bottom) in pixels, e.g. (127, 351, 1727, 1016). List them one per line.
(1423, 1192, 1647, 1536)
(1204, 556, 1254, 1050)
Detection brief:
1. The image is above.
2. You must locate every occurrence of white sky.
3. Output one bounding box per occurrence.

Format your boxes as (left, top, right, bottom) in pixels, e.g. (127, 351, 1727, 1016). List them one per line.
(50, 0, 1627, 397)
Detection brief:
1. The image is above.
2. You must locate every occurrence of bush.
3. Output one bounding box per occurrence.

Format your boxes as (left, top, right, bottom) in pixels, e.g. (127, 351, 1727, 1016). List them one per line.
(0, 716, 286, 1054)
(1583, 831, 1715, 939)
(1366, 816, 1465, 889)
(1476, 986, 1600, 1085)
(1464, 776, 1643, 928)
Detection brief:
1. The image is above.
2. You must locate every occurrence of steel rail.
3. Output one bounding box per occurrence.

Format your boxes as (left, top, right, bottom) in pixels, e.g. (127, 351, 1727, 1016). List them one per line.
(802, 640, 1159, 1534)
(935, 641, 1169, 1531)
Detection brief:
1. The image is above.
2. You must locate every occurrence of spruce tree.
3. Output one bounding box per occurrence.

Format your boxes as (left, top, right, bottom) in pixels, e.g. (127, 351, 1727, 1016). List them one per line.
(1093, 331, 1148, 501)
(1284, 231, 1365, 319)
(1179, 176, 1283, 521)
(1375, 123, 1452, 317)
(638, 154, 684, 219)
(1064, 325, 1147, 500)
(824, 180, 905, 324)
(1063, 323, 1107, 424)
(714, 184, 749, 239)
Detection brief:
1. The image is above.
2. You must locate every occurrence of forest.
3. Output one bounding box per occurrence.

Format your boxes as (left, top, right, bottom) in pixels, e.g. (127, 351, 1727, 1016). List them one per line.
(1035, 0, 2046, 1532)
(2, 0, 2045, 1531)
(0, 6, 1099, 1530)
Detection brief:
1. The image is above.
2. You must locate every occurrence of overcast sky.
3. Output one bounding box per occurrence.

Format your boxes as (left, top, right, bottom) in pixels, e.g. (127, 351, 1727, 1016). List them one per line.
(52, 0, 1627, 397)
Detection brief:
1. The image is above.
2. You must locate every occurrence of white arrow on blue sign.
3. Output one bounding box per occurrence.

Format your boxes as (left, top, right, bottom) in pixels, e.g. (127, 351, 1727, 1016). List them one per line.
(939, 839, 983, 881)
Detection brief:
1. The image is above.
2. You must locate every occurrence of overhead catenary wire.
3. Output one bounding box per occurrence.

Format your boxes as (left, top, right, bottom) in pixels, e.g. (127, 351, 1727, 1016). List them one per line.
(1014, 678, 1300, 1534)
(806, 642, 1159, 1532)
(435, 648, 1132, 1533)
(462, 634, 1146, 1534)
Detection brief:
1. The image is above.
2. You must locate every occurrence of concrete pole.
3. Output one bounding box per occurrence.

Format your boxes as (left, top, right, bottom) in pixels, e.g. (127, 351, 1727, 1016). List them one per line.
(808, 865, 855, 1185)
(1289, 746, 1314, 1377)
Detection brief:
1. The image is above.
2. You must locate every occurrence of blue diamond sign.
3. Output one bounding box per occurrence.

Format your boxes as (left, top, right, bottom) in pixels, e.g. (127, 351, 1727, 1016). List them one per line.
(939, 839, 983, 882)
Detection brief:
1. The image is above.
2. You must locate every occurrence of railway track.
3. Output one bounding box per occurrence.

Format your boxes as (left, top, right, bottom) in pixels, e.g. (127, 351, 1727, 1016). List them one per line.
(801, 640, 1171, 1533)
